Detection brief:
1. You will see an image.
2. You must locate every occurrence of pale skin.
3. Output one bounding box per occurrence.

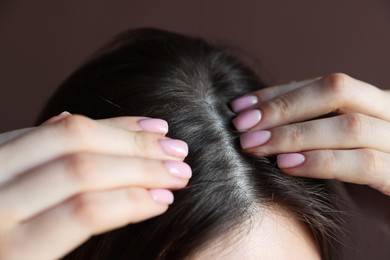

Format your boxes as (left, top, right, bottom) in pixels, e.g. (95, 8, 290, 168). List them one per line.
(1, 73, 388, 259)
(0, 113, 191, 260)
(232, 73, 390, 195)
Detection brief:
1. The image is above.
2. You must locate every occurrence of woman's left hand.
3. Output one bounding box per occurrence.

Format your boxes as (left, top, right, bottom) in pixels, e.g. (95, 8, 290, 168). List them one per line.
(230, 73, 390, 196)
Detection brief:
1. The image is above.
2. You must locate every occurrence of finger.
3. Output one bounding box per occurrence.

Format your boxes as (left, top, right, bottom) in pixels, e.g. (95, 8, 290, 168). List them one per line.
(0, 153, 190, 223)
(0, 116, 168, 147)
(0, 114, 144, 148)
(0, 115, 168, 183)
(41, 113, 168, 134)
(277, 149, 390, 196)
(5, 187, 171, 260)
(230, 77, 321, 113)
(96, 116, 168, 134)
(0, 127, 34, 146)
(232, 73, 390, 131)
(0, 115, 187, 180)
(240, 113, 390, 155)
(41, 111, 72, 126)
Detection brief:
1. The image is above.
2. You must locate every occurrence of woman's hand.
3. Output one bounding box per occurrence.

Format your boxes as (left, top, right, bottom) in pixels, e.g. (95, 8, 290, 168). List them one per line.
(231, 73, 390, 195)
(0, 113, 191, 260)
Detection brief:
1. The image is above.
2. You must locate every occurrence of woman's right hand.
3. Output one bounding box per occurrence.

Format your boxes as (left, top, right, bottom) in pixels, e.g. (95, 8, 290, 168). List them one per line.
(0, 113, 191, 260)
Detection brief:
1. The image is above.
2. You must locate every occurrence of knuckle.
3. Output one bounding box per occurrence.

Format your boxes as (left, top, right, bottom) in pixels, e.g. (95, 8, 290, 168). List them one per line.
(359, 149, 380, 176)
(341, 113, 367, 143)
(323, 73, 352, 106)
(65, 153, 98, 187)
(125, 188, 141, 205)
(283, 123, 303, 148)
(320, 150, 337, 173)
(324, 73, 351, 94)
(57, 115, 95, 142)
(130, 132, 156, 155)
(358, 149, 389, 193)
(125, 188, 147, 212)
(72, 194, 104, 226)
(267, 95, 292, 121)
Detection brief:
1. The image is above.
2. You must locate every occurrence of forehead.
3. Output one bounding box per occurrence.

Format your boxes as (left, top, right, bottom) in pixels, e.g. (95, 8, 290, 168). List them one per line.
(189, 209, 321, 260)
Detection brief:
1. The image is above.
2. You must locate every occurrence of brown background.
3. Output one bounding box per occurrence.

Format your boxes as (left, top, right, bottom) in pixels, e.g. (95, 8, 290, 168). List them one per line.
(0, 0, 389, 132)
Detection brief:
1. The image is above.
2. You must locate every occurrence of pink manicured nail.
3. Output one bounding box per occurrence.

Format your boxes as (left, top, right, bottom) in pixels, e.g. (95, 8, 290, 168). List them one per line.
(138, 118, 168, 134)
(159, 139, 189, 157)
(231, 95, 258, 113)
(59, 111, 71, 116)
(277, 153, 305, 168)
(41, 111, 72, 125)
(149, 189, 174, 204)
(232, 109, 261, 130)
(240, 130, 271, 149)
(164, 161, 192, 178)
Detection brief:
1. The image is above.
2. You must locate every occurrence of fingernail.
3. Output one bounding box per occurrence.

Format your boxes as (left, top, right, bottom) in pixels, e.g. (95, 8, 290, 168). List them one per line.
(232, 109, 261, 130)
(60, 111, 71, 116)
(164, 161, 192, 178)
(231, 95, 258, 113)
(138, 118, 168, 134)
(277, 153, 305, 168)
(159, 139, 189, 157)
(41, 111, 72, 125)
(149, 189, 174, 204)
(240, 130, 271, 149)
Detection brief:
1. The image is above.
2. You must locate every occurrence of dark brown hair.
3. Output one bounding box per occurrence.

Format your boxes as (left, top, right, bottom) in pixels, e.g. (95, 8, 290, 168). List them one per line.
(37, 28, 343, 259)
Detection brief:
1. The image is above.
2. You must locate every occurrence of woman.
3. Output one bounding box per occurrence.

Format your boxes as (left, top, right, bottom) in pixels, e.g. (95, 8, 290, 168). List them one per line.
(0, 28, 389, 259)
